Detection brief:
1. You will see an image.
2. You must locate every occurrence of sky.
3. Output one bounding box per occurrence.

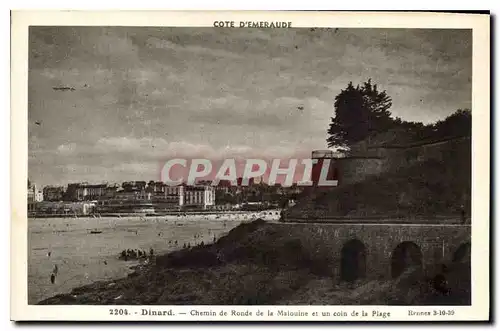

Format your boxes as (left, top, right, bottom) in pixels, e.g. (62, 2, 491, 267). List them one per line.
(28, 27, 472, 187)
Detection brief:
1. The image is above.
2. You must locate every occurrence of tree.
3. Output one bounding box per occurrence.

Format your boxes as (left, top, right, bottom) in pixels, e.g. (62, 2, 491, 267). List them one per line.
(434, 109, 471, 139)
(215, 191, 237, 205)
(360, 79, 393, 133)
(399, 109, 472, 143)
(327, 79, 393, 149)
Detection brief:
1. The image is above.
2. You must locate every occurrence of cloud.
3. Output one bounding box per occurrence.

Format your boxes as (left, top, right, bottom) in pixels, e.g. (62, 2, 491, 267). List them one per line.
(146, 37, 244, 59)
(28, 27, 472, 187)
(57, 143, 77, 154)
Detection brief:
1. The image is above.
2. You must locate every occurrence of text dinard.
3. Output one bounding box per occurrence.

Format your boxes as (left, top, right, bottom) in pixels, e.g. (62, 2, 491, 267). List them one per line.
(214, 21, 292, 28)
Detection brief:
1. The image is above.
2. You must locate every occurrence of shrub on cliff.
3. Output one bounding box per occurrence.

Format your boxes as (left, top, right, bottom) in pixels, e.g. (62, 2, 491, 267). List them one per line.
(155, 219, 332, 278)
(217, 218, 267, 245)
(155, 246, 221, 269)
(155, 219, 269, 269)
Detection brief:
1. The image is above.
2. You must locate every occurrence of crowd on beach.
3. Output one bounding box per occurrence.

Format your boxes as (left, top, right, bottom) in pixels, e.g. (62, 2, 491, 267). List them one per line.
(120, 229, 219, 262)
(119, 248, 155, 261)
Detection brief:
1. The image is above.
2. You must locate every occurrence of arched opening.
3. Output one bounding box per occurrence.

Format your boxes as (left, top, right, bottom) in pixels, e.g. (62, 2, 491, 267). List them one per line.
(452, 242, 471, 263)
(340, 239, 367, 282)
(391, 241, 423, 278)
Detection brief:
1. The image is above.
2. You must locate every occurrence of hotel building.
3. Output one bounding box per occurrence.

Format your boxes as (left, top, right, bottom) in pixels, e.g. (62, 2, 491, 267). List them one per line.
(66, 182, 108, 201)
(183, 185, 215, 209)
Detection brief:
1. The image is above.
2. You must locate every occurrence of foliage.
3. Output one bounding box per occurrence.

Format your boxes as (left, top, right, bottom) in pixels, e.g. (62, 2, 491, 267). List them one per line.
(327, 78, 471, 149)
(327, 79, 392, 148)
(390, 109, 471, 144)
(215, 191, 237, 205)
(426, 109, 472, 140)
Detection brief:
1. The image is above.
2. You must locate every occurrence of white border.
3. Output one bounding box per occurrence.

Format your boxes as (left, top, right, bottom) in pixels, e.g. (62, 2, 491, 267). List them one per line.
(10, 10, 490, 322)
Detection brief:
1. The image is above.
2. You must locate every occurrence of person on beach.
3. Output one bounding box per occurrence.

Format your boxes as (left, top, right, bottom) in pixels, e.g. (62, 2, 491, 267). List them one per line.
(52, 264, 58, 276)
(50, 273, 56, 284)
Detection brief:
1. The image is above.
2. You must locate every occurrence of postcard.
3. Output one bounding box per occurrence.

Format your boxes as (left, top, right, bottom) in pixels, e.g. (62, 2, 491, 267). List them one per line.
(11, 10, 490, 321)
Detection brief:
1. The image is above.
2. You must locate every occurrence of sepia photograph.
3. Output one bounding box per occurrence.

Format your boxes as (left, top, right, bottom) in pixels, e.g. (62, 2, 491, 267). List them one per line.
(11, 11, 490, 321)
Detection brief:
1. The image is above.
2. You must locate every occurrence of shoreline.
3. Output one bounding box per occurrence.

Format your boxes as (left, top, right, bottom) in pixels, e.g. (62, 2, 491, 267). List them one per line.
(28, 209, 282, 219)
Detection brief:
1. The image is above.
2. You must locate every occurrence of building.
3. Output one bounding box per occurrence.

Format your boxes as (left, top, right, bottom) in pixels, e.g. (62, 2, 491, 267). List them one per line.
(78, 183, 107, 200)
(65, 183, 108, 201)
(33, 201, 96, 216)
(164, 185, 185, 206)
(108, 181, 188, 213)
(196, 180, 213, 186)
(183, 185, 215, 209)
(122, 181, 147, 191)
(144, 182, 185, 211)
(215, 180, 232, 194)
(43, 186, 65, 201)
(27, 182, 43, 203)
(115, 189, 152, 200)
(104, 184, 120, 199)
(95, 199, 154, 215)
(109, 181, 153, 200)
(27, 180, 42, 215)
(28, 202, 37, 214)
(148, 181, 166, 193)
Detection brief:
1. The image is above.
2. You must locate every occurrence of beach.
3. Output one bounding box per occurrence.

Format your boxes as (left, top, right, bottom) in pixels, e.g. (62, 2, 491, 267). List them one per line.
(28, 211, 280, 304)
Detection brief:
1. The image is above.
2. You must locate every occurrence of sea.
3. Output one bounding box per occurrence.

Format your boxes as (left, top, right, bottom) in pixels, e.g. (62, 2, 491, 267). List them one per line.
(28, 211, 280, 304)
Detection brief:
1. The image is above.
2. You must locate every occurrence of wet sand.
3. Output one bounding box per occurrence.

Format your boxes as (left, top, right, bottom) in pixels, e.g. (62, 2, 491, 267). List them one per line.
(28, 212, 280, 304)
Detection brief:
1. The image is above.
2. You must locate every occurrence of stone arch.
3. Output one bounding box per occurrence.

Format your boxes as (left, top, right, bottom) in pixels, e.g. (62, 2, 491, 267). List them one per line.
(340, 239, 367, 282)
(452, 242, 471, 263)
(391, 241, 423, 278)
